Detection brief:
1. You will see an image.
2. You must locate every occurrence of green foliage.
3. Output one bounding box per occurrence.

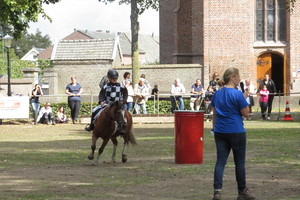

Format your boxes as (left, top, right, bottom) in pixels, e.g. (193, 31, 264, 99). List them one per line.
(30, 99, 195, 118)
(13, 29, 52, 58)
(0, 0, 61, 39)
(0, 40, 53, 78)
(0, 45, 36, 78)
(99, 0, 159, 13)
(37, 59, 53, 70)
(287, 0, 297, 12)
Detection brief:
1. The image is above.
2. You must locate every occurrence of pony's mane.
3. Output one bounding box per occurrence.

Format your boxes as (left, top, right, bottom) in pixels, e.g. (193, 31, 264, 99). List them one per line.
(108, 101, 122, 111)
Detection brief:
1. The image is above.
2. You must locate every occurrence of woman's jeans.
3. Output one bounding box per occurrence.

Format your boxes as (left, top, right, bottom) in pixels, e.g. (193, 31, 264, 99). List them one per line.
(68, 99, 81, 121)
(124, 102, 133, 112)
(170, 96, 184, 112)
(134, 103, 147, 114)
(214, 132, 246, 192)
(31, 101, 40, 124)
(267, 95, 275, 116)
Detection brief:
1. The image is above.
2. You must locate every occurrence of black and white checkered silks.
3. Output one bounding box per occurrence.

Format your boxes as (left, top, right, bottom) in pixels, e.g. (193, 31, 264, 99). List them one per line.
(103, 82, 124, 102)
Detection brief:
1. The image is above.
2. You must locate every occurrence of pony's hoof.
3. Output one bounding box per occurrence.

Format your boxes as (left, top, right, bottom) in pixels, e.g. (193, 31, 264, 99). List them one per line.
(122, 154, 127, 163)
(88, 155, 94, 160)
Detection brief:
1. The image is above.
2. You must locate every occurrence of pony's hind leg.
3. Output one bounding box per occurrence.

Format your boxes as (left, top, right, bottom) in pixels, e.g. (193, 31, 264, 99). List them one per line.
(111, 137, 118, 163)
(96, 138, 110, 163)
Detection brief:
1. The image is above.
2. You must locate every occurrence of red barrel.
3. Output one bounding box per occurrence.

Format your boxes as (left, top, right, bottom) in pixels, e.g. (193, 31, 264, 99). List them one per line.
(174, 111, 204, 164)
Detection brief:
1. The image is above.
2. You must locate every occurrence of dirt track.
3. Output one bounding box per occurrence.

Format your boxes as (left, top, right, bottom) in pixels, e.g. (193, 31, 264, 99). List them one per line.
(0, 122, 299, 199)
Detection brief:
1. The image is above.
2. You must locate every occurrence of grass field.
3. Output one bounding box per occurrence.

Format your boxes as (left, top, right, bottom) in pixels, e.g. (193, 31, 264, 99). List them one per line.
(0, 120, 299, 200)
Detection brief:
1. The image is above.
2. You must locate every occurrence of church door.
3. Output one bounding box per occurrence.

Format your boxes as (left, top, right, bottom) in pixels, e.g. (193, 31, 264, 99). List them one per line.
(257, 53, 284, 93)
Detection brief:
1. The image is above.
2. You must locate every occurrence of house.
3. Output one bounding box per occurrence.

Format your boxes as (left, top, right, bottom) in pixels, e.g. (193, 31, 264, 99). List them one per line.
(21, 47, 45, 61)
(61, 29, 159, 65)
(159, 0, 300, 94)
(24, 30, 161, 95)
(47, 37, 123, 95)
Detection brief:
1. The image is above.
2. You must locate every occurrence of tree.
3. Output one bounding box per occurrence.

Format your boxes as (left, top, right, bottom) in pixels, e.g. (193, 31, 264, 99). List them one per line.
(13, 29, 52, 58)
(99, 0, 159, 85)
(0, 0, 60, 39)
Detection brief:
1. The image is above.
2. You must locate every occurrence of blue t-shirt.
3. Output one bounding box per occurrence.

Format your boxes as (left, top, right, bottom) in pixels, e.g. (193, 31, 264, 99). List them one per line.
(191, 84, 203, 98)
(211, 87, 248, 133)
(66, 83, 82, 101)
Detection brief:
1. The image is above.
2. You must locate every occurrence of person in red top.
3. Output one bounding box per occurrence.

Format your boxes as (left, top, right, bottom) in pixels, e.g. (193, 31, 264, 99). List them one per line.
(259, 85, 269, 120)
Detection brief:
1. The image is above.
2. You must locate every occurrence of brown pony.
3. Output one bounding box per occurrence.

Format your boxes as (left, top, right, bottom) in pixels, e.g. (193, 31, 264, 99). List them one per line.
(88, 101, 136, 163)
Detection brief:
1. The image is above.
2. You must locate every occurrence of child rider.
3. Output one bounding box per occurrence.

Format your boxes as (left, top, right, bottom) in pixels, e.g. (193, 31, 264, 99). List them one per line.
(84, 69, 128, 133)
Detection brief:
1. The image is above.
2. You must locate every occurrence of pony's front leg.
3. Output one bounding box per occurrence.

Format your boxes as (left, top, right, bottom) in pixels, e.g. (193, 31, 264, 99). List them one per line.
(88, 135, 98, 160)
(96, 138, 110, 163)
(121, 141, 128, 163)
(111, 137, 118, 163)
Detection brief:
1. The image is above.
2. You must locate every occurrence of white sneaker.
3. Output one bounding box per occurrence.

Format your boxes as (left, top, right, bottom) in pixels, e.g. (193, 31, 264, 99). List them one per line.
(267, 116, 270, 120)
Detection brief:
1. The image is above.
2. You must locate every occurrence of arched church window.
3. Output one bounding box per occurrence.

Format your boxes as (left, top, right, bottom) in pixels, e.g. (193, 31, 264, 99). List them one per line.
(255, 0, 286, 42)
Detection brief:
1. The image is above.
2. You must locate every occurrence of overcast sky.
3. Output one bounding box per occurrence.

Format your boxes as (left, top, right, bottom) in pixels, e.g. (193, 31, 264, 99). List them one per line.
(28, 0, 159, 42)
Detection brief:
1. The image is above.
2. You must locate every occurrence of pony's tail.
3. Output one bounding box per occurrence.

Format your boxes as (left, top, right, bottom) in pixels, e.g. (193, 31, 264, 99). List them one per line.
(128, 126, 137, 145)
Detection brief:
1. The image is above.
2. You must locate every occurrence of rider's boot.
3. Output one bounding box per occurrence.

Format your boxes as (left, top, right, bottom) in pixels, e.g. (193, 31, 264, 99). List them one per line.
(85, 123, 94, 131)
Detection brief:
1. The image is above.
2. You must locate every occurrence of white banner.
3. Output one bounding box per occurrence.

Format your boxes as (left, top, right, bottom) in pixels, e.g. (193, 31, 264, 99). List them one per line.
(0, 96, 29, 119)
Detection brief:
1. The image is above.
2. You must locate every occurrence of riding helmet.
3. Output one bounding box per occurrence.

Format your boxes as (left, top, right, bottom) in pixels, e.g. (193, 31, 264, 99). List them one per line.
(107, 69, 119, 79)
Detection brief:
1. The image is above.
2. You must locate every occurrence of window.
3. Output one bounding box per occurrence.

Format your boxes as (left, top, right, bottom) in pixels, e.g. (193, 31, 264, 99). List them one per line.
(256, 0, 286, 42)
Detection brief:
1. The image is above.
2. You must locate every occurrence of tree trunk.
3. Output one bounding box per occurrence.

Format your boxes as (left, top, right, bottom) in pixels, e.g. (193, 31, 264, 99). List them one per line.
(131, 0, 140, 86)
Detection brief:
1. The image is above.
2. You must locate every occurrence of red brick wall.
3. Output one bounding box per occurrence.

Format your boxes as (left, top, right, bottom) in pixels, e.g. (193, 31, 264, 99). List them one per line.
(289, 3, 300, 93)
(173, 0, 203, 64)
(203, 0, 256, 81)
(160, 0, 300, 92)
(159, 0, 176, 64)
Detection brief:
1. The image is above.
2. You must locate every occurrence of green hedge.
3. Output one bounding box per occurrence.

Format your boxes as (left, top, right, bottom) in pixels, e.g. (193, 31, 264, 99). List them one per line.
(30, 99, 203, 118)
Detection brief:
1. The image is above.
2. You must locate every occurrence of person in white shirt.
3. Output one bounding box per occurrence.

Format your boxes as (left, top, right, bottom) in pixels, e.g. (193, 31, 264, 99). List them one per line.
(133, 78, 150, 114)
(245, 80, 256, 114)
(170, 78, 186, 112)
(123, 79, 134, 112)
(37, 102, 55, 125)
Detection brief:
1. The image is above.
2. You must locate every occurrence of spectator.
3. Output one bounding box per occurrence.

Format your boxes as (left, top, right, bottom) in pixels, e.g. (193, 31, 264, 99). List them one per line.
(211, 67, 255, 200)
(85, 69, 128, 132)
(245, 80, 256, 114)
(122, 71, 131, 86)
(216, 78, 225, 90)
(190, 78, 205, 111)
(133, 78, 149, 114)
(37, 102, 55, 125)
(259, 85, 269, 120)
(30, 84, 43, 125)
(65, 76, 82, 124)
(123, 79, 134, 112)
(257, 74, 276, 120)
(209, 72, 220, 91)
(141, 74, 151, 89)
(205, 85, 214, 115)
(99, 74, 109, 89)
(170, 78, 186, 112)
(56, 106, 69, 123)
(151, 84, 159, 99)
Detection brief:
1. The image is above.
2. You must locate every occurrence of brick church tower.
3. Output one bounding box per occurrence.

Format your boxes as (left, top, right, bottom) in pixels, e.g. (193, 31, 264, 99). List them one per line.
(160, 0, 300, 94)
(160, 0, 203, 64)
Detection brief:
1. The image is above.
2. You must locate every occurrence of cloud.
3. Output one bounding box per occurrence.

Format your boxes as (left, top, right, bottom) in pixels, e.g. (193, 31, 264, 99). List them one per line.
(28, 0, 159, 42)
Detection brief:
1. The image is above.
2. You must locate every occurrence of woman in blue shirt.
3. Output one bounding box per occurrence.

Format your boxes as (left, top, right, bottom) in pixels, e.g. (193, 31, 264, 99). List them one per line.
(211, 68, 255, 200)
(65, 76, 82, 124)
